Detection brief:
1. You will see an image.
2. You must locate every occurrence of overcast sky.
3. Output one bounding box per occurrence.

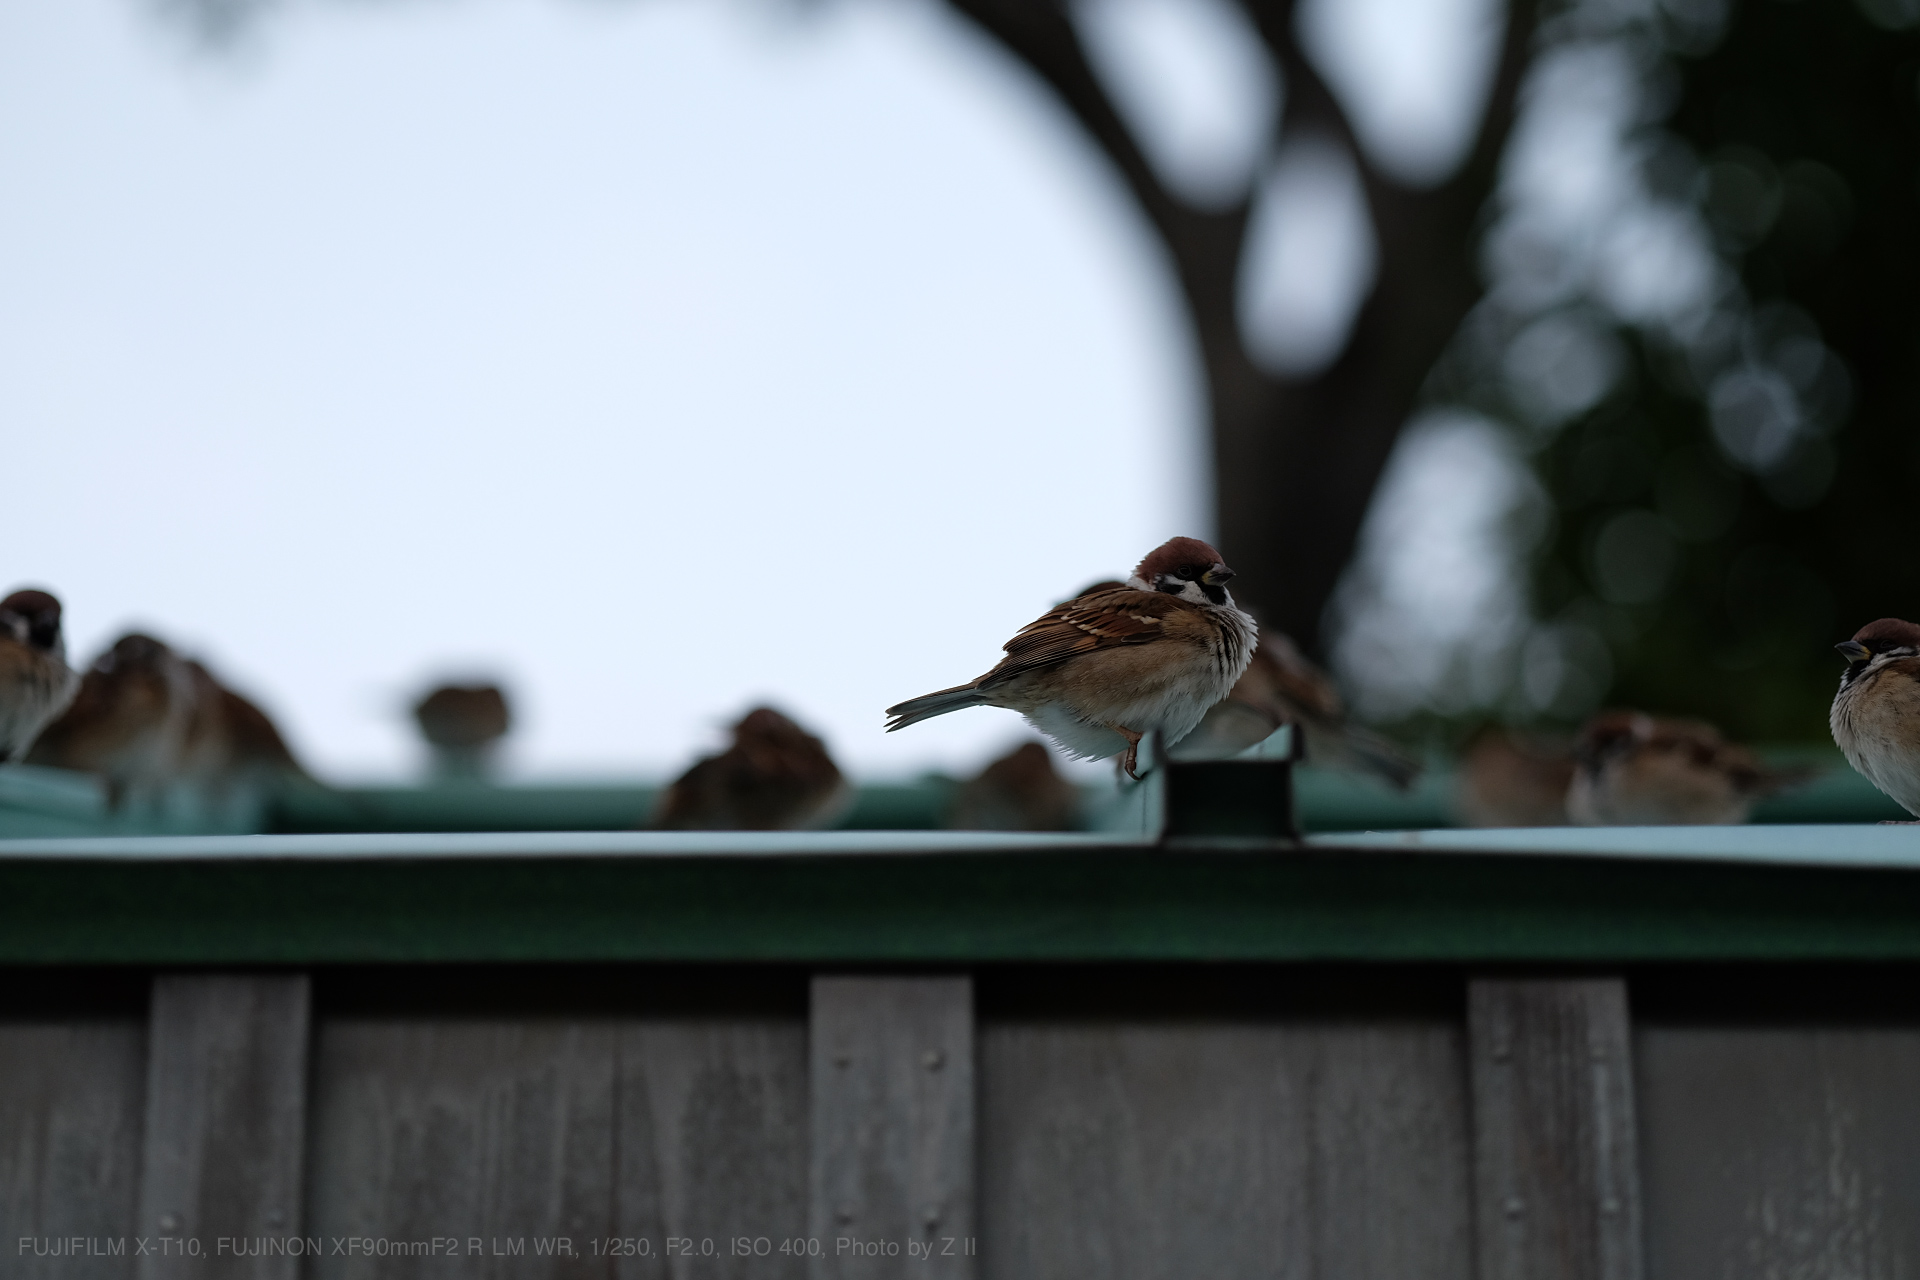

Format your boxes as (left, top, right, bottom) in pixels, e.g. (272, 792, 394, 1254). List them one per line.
(0, 0, 1487, 782)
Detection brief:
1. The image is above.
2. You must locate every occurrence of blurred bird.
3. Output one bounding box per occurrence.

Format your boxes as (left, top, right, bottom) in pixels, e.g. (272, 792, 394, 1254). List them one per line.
(1830, 617, 1920, 817)
(1169, 626, 1419, 788)
(0, 589, 80, 763)
(947, 741, 1081, 831)
(29, 632, 303, 805)
(1567, 710, 1808, 825)
(412, 683, 511, 781)
(886, 538, 1258, 779)
(1456, 726, 1575, 827)
(653, 706, 850, 831)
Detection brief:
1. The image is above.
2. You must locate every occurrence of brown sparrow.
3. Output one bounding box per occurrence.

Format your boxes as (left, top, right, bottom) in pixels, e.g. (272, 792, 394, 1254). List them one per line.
(1567, 710, 1807, 825)
(412, 683, 511, 780)
(30, 633, 303, 804)
(1830, 617, 1920, 817)
(1169, 625, 1419, 788)
(946, 741, 1081, 831)
(1456, 726, 1575, 827)
(652, 706, 851, 831)
(0, 589, 80, 763)
(886, 538, 1258, 779)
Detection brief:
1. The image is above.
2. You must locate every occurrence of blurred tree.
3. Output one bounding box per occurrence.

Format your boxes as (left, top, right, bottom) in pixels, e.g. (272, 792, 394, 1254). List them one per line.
(1468, 0, 1920, 741)
(947, 0, 1541, 653)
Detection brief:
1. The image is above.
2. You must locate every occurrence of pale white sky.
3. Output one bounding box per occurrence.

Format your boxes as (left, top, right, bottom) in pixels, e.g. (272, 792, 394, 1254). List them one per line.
(0, 0, 1490, 781)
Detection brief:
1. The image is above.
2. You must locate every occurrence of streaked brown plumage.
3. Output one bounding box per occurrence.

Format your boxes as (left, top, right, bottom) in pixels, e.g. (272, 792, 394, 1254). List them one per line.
(1830, 617, 1920, 817)
(652, 706, 850, 831)
(886, 538, 1258, 779)
(946, 741, 1081, 831)
(28, 632, 303, 805)
(413, 683, 511, 779)
(0, 589, 80, 763)
(1170, 626, 1419, 789)
(1567, 710, 1809, 826)
(1456, 726, 1575, 827)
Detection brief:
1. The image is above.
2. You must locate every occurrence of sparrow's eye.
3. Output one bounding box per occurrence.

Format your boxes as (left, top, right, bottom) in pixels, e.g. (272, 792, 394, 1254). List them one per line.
(1175, 566, 1198, 580)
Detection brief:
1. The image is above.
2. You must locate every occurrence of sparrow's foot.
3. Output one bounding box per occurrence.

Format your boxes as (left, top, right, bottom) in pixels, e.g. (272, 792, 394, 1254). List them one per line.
(1108, 724, 1145, 780)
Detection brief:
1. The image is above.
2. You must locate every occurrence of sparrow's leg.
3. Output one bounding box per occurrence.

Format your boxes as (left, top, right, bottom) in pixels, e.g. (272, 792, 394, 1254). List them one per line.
(1106, 724, 1145, 780)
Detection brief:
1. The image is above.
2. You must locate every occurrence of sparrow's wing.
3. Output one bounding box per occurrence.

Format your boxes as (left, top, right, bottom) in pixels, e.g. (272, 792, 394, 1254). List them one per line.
(979, 587, 1182, 689)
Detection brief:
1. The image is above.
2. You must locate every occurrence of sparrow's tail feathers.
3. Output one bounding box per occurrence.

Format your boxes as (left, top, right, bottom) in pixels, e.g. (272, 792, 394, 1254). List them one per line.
(1309, 722, 1422, 792)
(885, 684, 987, 732)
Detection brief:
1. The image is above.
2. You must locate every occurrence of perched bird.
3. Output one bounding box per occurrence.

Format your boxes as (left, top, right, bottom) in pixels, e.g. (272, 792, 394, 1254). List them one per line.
(886, 538, 1258, 779)
(1830, 617, 1920, 817)
(947, 741, 1081, 832)
(0, 589, 80, 763)
(1169, 626, 1419, 788)
(412, 683, 511, 781)
(652, 706, 850, 831)
(1456, 726, 1575, 827)
(1566, 710, 1806, 826)
(29, 632, 303, 805)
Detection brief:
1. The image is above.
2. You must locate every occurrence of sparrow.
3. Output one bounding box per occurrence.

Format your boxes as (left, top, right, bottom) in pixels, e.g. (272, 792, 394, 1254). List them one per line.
(1169, 625, 1420, 788)
(1830, 617, 1920, 817)
(1455, 726, 1575, 827)
(0, 589, 81, 763)
(946, 741, 1081, 831)
(412, 682, 511, 780)
(885, 538, 1258, 779)
(29, 632, 304, 804)
(652, 706, 851, 831)
(1566, 710, 1808, 826)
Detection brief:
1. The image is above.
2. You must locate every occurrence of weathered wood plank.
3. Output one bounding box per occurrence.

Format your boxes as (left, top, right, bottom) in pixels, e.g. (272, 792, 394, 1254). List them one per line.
(305, 1019, 618, 1280)
(809, 977, 973, 1280)
(0, 1019, 147, 1279)
(1636, 1025, 1920, 1279)
(1467, 979, 1642, 1280)
(307, 1015, 808, 1280)
(135, 974, 312, 1280)
(979, 1020, 1471, 1280)
(615, 1022, 809, 1280)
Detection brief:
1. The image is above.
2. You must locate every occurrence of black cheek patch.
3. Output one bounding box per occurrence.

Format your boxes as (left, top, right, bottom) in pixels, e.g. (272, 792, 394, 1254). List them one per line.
(1157, 580, 1184, 595)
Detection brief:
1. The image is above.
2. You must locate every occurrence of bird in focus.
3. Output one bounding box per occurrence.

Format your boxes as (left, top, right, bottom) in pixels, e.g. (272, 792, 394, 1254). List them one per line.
(1566, 710, 1809, 826)
(28, 632, 304, 807)
(885, 538, 1258, 779)
(1830, 617, 1920, 818)
(946, 741, 1081, 832)
(1169, 625, 1419, 789)
(0, 589, 80, 764)
(652, 706, 850, 831)
(413, 682, 511, 782)
(1455, 726, 1575, 827)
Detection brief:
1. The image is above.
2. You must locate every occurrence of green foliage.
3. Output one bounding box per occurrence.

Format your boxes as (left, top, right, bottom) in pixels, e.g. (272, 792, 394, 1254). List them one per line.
(1526, 0, 1920, 741)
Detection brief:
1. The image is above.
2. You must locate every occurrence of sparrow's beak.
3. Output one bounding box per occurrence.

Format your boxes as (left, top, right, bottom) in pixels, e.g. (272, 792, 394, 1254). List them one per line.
(1836, 640, 1871, 664)
(1202, 564, 1235, 586)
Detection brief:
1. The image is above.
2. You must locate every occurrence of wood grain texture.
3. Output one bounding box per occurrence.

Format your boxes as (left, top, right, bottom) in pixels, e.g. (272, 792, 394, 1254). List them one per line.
(0, 1019, 147, 1279)
(135, 974, 311, 1280)
(306, 1017, 807, 1280)
(809, 977, 974, 1280)
(1636, 1025, 1920, 1279)
(615, 1022, 809, 1280)
(1468, 979, 1642, 1280)
(980, 1020, 1472, 1280)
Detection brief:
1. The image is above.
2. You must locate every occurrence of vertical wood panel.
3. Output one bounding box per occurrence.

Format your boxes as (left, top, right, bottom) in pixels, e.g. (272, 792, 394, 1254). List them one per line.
(979, 1020, 1472, 1280)
(135, 974, 312, 1280)
(306, 1016, 807, 1280)
(305, 1020, 618, 1280)
(0, 1020, 147, 1279)
(1636, 1026, 1920, 1279)
(615, 1021, 809, 1280)
(809, 977, 973, 1280)
(1468, 979, 1643, 1280)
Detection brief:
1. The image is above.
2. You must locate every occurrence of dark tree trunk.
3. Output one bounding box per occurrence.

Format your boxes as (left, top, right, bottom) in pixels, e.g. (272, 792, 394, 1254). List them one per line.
(948, 0, 1539, 654)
